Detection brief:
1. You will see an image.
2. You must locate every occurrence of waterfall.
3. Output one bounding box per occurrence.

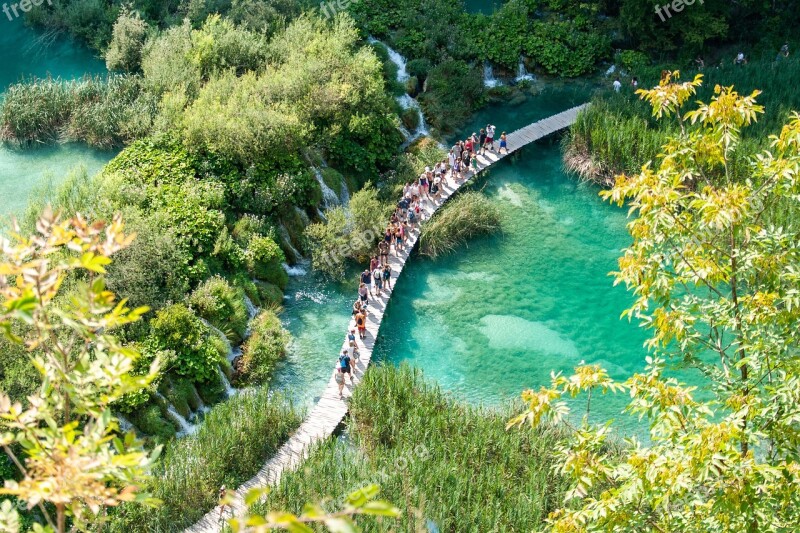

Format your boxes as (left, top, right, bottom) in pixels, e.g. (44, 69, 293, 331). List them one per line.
(218, 366, 237, 398)
(397, 94, 429, 142)
(277, 224, 303, 263)
(157, 393, 196, 436)
(339, 177, 350, 206)
(369, 36, 408, 82)
(243, 295, 258, 321)
(605, 64, 616, 77)
(283, 260, 309, 277)
(314, 168, 340, 209)
(370, 37, 429, 143)
(294, 206, 311, 226)
(483, 61, 501, 88)
(117, 414, 135, 433)
(515, 57, 534, 82)
(202, 318, 234, 359)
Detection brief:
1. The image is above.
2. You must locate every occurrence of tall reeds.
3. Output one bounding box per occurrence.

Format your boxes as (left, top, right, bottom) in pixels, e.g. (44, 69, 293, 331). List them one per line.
(105, 388, 301, 532)
(419, 191, 502, 258)
(251, 365, 573, 531)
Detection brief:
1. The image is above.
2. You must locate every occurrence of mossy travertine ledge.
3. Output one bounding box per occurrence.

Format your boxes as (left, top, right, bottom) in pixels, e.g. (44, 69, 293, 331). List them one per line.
(185, 103, 588, 533)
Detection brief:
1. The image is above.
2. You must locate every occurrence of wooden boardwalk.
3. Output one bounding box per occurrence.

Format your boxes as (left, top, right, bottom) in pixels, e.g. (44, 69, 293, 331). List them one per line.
(185, 103, 587, 532)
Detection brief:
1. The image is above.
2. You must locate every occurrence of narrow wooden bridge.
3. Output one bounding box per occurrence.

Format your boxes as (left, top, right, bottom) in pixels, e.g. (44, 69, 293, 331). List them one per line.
(185, 103, 588, 532)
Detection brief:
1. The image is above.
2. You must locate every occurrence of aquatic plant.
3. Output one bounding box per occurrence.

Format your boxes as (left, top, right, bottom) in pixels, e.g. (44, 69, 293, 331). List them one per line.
(420, 191, 502, 258)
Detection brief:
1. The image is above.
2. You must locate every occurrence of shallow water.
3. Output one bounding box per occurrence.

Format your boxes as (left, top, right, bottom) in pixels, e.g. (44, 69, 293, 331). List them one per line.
(0, 18, 112, 218)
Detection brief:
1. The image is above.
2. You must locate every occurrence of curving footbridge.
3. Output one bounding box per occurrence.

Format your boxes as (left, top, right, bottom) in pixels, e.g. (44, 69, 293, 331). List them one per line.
(186, 103, 588, 532)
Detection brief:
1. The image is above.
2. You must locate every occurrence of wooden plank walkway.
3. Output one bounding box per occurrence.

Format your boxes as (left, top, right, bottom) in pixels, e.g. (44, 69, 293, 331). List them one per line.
(185, 103, 588, 533)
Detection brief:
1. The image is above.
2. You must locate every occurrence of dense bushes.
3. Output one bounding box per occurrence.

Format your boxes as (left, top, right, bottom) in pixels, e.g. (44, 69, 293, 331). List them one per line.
(420, 191, 502, 257)
(305, 187, 390, 279)
(566, 58, 800, 183)
(188, 276, 249, 342)
(251, 365, 571, 531)
(106, 8, 149, 72)
(150, 304, 224, 383)
(106, 388, 302, 532)
(236, 310, 290, 386)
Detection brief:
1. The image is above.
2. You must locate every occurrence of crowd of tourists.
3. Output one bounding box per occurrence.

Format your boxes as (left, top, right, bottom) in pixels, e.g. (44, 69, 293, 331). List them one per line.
(332, 124, 508, 398)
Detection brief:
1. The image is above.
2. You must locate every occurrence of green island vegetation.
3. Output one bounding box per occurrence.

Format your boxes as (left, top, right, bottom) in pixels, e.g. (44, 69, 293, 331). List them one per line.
(419, 191, 502, 258)
(2, 0, 800, 531)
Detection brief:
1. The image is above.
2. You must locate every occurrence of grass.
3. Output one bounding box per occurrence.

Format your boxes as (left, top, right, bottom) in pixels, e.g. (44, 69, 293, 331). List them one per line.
(106, 387, 302, 532)
(420, 191, 502, 258)
(250, 365, 571, 531)
(567, 57, 800, 183)
(0, 75, 155, 148)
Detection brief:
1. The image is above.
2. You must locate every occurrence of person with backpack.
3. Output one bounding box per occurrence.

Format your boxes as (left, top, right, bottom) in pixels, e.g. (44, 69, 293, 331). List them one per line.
(360, 268, 372, 297)
(382, 263, 392, 290)
(338, 349, 352, 383)
(479, 128, 487, 155)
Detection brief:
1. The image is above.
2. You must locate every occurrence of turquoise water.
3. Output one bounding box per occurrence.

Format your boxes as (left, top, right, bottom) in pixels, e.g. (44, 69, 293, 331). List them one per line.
(0, 18, 113, 218)
(276, 83, 669, 434)
(372, 144, 649, 432)
(463, 0, 504, 14)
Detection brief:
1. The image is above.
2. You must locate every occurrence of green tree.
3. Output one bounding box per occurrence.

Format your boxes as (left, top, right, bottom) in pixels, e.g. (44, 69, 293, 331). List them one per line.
(106, 8, 149, 72)
(0, 212, 159, 532)
(512, 74, 800, 531)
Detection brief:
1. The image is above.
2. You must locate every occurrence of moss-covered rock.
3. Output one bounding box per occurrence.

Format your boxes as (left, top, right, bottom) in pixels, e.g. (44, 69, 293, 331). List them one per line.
(235, 310, 290, 386)
(256, 281, 284, 307)
(128, 402, 177, 442)
(320, 167, 344, 197)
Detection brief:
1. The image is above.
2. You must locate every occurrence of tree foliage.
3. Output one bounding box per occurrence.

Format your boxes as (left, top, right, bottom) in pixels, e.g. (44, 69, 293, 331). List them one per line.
(512, 75, 800, 531)
(0, 212, 160, 532)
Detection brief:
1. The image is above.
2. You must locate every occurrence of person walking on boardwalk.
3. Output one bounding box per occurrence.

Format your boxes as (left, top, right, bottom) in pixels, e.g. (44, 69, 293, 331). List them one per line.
(349, 339, 360, 363)
(338, 348, 352, 384)
(479, 128, 487, 155)
(470, 150, 479, 174)
(373, 264, 383, 296)
(335, 364, 346, 398)
(486, 124, 496, 151)
(499, 132, 508, 154)
(360, 268, 373, 297)
(382, 263, 392, 290)
(378, 239, 389, 266)
(355, 309, 367, 340)
(348, 328, 358, 348)
(358, 282, 369, 306)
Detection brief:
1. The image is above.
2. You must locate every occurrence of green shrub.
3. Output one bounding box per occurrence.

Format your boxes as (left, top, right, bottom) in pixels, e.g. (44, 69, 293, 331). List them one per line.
(150, 304, 222, 383)
(236, 310, 289, 386)
(127, 402, 177, 442)
(188, 276, 249, 342)
(420, 191, 502, 258)
(419, 59, 484, 134)
(106, 388, 302, 532)
(256, 281, 284, 307)
(106, 8, 149, 72)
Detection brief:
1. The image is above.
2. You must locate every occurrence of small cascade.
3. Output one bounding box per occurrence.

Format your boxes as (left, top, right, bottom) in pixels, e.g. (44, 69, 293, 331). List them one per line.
(515, 57, 535, 82)
(483, 61, 501, 88)
(218, 366, 237, 398)
(605, 64, 616, 77)
(158, 393, 196, 436)
(202, 318, 234, 357)
(370, 37, 429, 143)
(294, 206, 311, 226)
(243, 295, 258, 321)
(277, 224, 303, 262)
(314, 168, 340, 209)
(339, 177, 350, 206)
(397, 94, 429, 143)
(369, 36, 409, 82)
(283, 261, 309, 277)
